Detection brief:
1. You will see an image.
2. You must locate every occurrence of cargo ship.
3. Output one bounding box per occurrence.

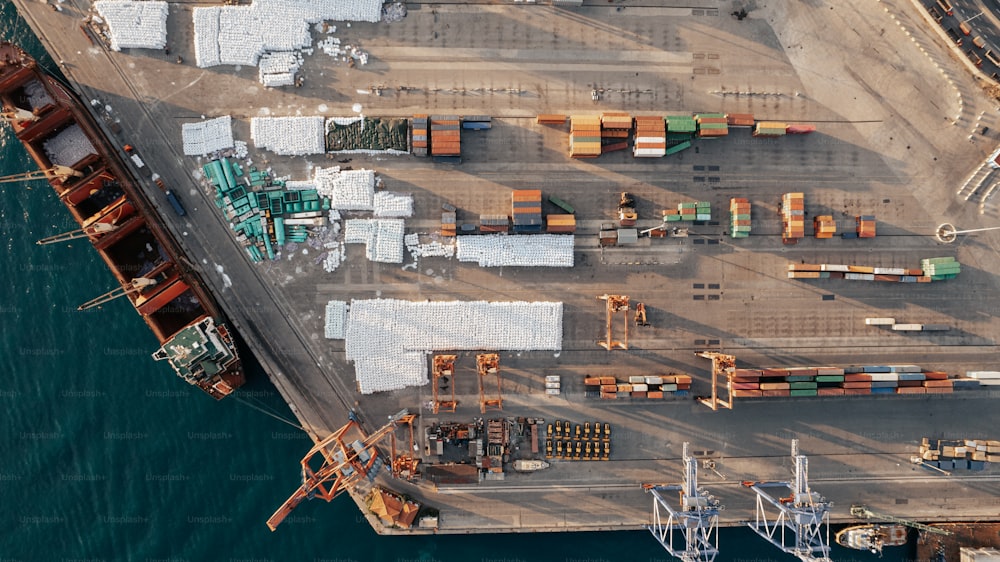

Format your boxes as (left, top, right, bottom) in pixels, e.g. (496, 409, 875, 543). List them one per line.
(0, 42, 244, 399)
(836, 524, 908, 554)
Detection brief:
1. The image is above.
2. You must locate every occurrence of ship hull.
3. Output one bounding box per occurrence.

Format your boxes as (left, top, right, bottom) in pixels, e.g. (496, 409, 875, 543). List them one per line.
(0, 42, 244, 399)
(836, 524, 908, 552)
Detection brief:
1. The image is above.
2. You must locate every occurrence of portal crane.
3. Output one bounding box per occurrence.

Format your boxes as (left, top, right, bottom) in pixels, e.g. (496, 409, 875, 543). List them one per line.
(77, 277, 157, 311)
(431, 354, 457, 414)
(390, 413, 419, 480)
(267, 409, 413, 531)
(597, 294, 629, 350)
(634, 302, 649, 326)
(696, 352, 735, 411)
(477, 353, 503, 413)
(849, 505, 952, 536)
(644, 442, 723, 562)
(0, 165, 82, 184)
(744, 440, 832, 562)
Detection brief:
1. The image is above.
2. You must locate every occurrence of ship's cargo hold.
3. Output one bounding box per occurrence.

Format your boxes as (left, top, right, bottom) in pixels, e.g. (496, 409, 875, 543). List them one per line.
(730, 198, 751, 238)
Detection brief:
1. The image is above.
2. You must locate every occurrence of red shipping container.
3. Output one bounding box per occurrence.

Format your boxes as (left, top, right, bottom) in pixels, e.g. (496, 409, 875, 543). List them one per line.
(844, 388, 872, 395)
(818, 388, 846, 396)
(733, 382, 759, 390)
(896, 387, 926, 394)
(843, 381, 872, 389)
(922, 379, 953, 387)
(844, 373, 872, 382)
(733, 389, 763, 398)
(923, 371, 949, 380)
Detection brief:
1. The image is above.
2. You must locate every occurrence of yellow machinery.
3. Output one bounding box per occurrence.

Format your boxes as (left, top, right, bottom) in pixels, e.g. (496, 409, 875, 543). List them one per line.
(597, 294, 629, 350)
(696, 351, 736, 411)
(390, 413, 419, 480)
(477, 353, 503, 413)
(634, 302, 649, 327)
(431, 354, 457, 414)
(267, 409, 414, 531)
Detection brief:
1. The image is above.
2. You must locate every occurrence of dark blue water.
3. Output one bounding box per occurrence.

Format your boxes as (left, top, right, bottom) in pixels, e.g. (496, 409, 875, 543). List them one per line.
(0, 4, 914, 561)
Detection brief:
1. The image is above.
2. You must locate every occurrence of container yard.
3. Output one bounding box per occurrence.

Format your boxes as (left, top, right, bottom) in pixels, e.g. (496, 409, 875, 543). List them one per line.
(10, 0, 1000, 549)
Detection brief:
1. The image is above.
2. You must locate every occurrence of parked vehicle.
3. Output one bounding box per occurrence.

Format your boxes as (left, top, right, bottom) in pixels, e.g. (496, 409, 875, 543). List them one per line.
(936, 0, 953, 16)
(946, 27, 964, 46)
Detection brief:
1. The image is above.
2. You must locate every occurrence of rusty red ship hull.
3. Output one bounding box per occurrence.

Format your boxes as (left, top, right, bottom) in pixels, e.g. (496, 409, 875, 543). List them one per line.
(0, 42, 244, 399)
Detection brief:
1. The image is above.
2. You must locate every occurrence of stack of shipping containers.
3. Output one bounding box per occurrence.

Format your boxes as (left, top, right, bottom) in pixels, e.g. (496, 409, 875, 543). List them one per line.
(461, 115, 492, 130)
(730, 198, 751, 238)
(536, 114, 567, 125)
(753, 121, 787, 137)
(430, 115, 461, 158)
(633, 115, 666, 157)
(922, 256, 962, 280)
(479, 214, 509, 233)
(511, 190, 543, 234)
(569, 115, 602, 158)
(584, 374, 691, 399)
(546, 214, 576, 234)
(441, 210, 456, 237)
(664, 201, 711, 223)
(726, 113, 755, 128)
(813, 215, 836, 238)
(695, 113, 729, 138)
(781, 192, 805, 243)
(666, 115, 697, 146)
(856, 215, 876, 238)
(731, 365, 956, 399)
(600, 112, 631, 154)
(411, 115, 428, 157)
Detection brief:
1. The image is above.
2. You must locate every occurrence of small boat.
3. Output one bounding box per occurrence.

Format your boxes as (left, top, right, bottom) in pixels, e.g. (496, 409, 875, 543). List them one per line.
(836, 524, 908, 555)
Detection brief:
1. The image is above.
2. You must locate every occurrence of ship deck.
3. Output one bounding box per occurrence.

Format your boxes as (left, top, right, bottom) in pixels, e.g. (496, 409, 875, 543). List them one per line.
(11, 0, 1000, 533)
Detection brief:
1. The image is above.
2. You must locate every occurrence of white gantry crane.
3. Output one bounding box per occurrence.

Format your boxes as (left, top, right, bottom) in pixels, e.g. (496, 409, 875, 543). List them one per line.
(644, 442, 722, 562)
(743, 439, 832, 562)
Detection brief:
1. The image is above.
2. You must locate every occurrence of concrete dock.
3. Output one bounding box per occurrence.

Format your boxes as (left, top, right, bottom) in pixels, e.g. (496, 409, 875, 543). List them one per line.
(11, 0, 1000, 536)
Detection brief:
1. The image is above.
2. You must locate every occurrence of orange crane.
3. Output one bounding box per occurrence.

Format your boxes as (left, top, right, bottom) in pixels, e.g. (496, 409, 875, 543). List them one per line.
(390, 413, 420, 480)
(477, 353, 503, 413)
(696, 351, 736, 411)
(597, 294, 629, 350)
(266, 409, 414, 531)
(431, 354, 457, 414)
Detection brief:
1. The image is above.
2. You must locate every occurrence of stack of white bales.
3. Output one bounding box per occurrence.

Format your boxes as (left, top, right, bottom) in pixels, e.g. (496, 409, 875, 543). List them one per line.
(181, 116, 235, 156)
(43, 124, 97, 167)
(373, 192, 413, 217)
(250, 116, 325, 155)
(94, 0, 169, 51)
(344, 299, 563, 394)
(324, 300, 348, 339)
(343, 219, 404, 263)
(258, 52, 302, 87)
(313, 167, 375, 210)
(457, 234, 574, 267)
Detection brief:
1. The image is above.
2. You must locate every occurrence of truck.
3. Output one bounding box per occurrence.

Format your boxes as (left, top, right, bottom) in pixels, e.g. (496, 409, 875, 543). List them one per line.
(968, 49, 983, 67)
(154, 175, 187, 216)
(618, 192, 637, 227)
(946, 27, 963, 46)
(936, 0, 953, 16)
(123, 144, 152, 178)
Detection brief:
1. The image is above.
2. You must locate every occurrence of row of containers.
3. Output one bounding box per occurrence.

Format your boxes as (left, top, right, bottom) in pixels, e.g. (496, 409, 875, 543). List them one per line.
(787, 256, 961, 282)
(663, 200, 712, 222)
(441, 191, 577, 236)
(730, 198, 751, 238)
(540, 112, 815, 160)
(865, 317, 952, 332)
(203, 158, 327, 263)
(583, 374, 693, 399)
(728, 365, 974, 398)
(781, 193, 877, 241)
(920, 438, 1000, 467)
(411, 114, 492, 161)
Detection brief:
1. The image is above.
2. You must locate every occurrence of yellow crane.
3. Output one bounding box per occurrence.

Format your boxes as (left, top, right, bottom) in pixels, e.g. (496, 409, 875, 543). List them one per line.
(477, 353, 503, 413)
(597, 294, 629, 350)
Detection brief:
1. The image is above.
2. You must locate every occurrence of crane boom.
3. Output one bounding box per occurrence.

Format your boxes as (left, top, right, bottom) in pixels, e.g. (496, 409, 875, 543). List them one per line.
(850, 505, 952, 535)
(0, 165, 83, 184)
(77, 277, 157, 311)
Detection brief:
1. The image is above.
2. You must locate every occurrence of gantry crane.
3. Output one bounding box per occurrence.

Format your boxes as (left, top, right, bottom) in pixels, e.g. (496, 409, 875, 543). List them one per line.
(644, 442, 723, 562)
(597, 294, 629, 350)
(431, 354, 457, 414)
(77, 277, 158, 311)
(390, 412, 420, 480)
(744, 440, 832, 562)
(267, 409, 414, 531)
(696, 352, 735, 411)
(849, 505, 952, 536)
(0, 165, 82, 185)
(477, 353, 503, 413)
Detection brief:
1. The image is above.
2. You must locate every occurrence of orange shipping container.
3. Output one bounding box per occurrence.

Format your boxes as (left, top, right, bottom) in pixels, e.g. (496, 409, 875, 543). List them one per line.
(817, 388, 846, 396)
(843, 381, 872, 389)
(599, 376, 616, 385)
(844, 373, 872, 382)
(733, 389, 763, 398)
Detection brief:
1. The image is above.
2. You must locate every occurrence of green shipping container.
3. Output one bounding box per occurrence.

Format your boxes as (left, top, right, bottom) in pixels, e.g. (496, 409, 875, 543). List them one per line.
(789, 382, 818, 390)
(786, 376, 814, 383)
(790, 389, 818, 397)
(816, 375, 845, 382)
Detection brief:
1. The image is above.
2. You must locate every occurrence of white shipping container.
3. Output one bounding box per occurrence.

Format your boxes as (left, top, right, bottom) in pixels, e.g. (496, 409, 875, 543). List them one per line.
(629, 375, 646, 384)
(865, 317, 896, 325)
(545, 388, 561, 395)
(545, 375, 561, 383)
(822, 264, 850, 272)
(645, 376, 663, 385)
(632, 383, 648, 392)
(869, 373, 899, 382)
(967, 371, 1000, 379)
(892, 324, 923, 331)
(545, 381, 561, 389)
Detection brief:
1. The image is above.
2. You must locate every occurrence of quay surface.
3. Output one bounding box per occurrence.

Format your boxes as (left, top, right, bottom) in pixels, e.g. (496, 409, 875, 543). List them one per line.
(11, 0, 1000, 534)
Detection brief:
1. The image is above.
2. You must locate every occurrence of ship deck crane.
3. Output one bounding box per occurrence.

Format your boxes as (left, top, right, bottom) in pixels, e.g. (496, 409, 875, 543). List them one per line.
(744, 439, 832, 562)
(849, 505, 952, 536)
(267, 409, 414, 531)
(36, 222, 117, 245)
(0, 165, 83, 185)
(0, 106, 37, 123)
(77, 277, 157, 311)
(696, 352, 735, 411)
(477, 353, 503, 413)
(644, 442, 723, 562)
(431, 354, 457, 414)
(597, 294, 629, 350)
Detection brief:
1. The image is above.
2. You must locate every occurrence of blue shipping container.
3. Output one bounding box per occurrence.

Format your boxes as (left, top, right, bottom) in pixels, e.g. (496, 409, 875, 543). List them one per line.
(462, 121, 492, 130)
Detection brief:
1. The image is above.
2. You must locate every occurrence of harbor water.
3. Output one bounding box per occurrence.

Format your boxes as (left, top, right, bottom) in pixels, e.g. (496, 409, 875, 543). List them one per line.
(0, 4, 914, 561)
